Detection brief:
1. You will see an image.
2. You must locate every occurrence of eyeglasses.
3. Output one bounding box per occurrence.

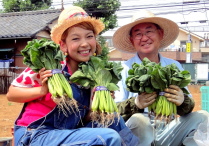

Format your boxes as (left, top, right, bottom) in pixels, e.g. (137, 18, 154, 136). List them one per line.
(132, 29, 158, 40)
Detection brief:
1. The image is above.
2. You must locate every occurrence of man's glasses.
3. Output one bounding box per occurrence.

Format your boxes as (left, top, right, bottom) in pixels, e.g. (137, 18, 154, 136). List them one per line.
(132, 29, 158, 40)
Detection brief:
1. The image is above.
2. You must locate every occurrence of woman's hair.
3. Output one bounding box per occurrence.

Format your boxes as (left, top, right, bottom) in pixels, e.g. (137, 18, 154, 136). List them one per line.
(61, 22, 102, 55)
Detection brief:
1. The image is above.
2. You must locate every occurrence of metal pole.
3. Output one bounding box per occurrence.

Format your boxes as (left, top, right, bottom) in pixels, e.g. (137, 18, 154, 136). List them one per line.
(186, 33, 192, 63)
(61, 0, 64, 10)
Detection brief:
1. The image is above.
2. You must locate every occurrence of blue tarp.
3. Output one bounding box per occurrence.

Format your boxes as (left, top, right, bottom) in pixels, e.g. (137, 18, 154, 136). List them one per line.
(0, 59, 14, 62)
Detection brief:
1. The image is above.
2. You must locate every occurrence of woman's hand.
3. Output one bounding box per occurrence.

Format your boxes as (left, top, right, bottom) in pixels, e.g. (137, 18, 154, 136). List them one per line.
(135, 92, 157, 109)
(38, 68, 52, 95)
(164, 85, 184, 106)
(110, 91, 115, 99)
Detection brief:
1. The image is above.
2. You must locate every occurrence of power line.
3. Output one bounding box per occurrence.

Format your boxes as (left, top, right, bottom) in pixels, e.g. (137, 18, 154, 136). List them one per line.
(1, 0, 209, 31)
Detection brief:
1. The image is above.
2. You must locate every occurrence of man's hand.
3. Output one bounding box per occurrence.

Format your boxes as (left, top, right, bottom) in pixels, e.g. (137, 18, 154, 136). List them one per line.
(164, 85, 184, 106)
(135, 92, 157, 109)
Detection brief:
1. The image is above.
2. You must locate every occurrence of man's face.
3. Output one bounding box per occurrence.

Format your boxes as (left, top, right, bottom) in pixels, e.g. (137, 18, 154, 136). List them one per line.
(130, 22, 164, 55)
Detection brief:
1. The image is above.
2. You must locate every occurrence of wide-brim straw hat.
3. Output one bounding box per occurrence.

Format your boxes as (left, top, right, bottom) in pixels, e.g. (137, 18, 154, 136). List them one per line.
(113, 10, 179, 53)
(51, 6, 105, 44)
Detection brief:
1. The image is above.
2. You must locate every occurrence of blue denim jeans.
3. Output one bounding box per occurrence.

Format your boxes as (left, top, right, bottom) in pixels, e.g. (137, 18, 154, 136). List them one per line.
(14, 83, 139, 146)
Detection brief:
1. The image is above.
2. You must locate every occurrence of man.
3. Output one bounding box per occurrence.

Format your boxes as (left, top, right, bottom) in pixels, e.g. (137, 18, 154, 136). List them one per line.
(113, 10, 209, 146)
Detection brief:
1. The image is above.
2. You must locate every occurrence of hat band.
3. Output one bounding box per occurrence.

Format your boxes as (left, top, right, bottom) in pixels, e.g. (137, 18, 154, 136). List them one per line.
(67, 12, 89, 20)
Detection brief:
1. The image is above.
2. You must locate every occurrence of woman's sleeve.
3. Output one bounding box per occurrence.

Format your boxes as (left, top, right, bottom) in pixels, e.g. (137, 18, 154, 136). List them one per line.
(11, 67, 41, 87)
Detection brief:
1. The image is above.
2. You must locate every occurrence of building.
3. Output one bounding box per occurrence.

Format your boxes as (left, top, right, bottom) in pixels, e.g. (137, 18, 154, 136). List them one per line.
(0, 9, 61, 67)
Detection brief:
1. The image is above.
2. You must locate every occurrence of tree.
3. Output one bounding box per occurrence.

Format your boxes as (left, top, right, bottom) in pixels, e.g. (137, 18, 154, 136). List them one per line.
(73, 0, 121, 33)
(2, 0, 52, 12)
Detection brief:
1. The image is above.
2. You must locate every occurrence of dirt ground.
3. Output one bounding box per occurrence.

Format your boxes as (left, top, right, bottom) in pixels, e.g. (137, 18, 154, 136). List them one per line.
(0, 94, 23, 137)
(0, 85, 204, 138)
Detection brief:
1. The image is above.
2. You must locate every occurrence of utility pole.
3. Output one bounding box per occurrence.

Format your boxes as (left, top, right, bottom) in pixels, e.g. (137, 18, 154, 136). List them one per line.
(61, 0, 64, 11)
(186, 33, 192, 63)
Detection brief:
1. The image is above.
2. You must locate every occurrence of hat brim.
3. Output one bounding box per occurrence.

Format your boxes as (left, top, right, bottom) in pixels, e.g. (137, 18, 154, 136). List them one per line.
(113, 17, 179, 53)
(51, 16, 104, 44)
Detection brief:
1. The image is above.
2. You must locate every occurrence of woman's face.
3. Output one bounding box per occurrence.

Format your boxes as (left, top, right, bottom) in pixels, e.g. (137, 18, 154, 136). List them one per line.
(60, 26, 97, 65)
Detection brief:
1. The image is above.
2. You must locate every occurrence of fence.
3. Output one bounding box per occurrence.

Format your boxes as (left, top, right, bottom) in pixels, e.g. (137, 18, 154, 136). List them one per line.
(0, 67, 26, 94)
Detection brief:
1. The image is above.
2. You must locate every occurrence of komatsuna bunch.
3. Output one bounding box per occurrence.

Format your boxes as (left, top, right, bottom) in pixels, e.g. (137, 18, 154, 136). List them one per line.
(21, 38, 78, 115)
(126, 58, 191, 123)
(70, 56, 123, 127)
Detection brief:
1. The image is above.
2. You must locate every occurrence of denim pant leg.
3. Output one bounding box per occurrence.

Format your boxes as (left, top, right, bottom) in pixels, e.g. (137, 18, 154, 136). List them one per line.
(16, 126, 122, 146)
(86, 115, 140, 146)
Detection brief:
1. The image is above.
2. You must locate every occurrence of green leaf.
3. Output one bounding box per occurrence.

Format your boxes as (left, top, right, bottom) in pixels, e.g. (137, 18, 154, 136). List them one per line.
(107, 83, 119, 91)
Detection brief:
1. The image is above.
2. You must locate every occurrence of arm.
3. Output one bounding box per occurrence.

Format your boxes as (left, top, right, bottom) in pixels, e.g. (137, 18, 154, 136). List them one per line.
(7, 85, 48, 103)
(116, 97, 144, 122)
(116, 92, 157, 121)
(6, 68, 52, 103)
(177, 94, 195, 116)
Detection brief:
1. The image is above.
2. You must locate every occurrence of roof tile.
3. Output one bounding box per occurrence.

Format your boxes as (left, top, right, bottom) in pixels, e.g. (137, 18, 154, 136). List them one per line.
(0, 9, 61, 39)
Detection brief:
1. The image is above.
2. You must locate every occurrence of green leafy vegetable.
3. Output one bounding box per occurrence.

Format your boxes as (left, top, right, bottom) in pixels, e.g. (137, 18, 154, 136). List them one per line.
(126, 57, 191, 123)
(21, 38, 78, 114)
(70, 56, 123, 126)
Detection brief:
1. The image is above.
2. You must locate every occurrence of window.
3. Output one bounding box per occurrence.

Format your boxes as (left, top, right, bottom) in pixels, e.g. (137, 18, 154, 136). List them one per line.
(180, 41, 187, 52)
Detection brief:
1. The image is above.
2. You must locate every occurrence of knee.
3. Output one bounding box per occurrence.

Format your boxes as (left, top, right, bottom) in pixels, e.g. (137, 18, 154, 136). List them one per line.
(126, 113, 150, 128)
(195, 110, 209, 121)
(98, 128, 121, 144)
(188, 110, 209, 123)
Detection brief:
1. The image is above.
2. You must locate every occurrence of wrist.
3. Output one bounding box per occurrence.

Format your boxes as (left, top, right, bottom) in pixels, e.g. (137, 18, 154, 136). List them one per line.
(135, 96, 143, 109)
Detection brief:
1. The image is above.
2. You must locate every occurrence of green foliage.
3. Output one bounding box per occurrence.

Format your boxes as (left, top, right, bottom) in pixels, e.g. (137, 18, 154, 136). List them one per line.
(70, 55, 123, 126)
(70, 55, 123, 91)
(2, 0, 52, 12)
(126, 58, 192, 123)
(73, 0, 121, 32)
(97, 36, 109, 62)
(21, 38, 63, 72)
(126, 58, 191, 93)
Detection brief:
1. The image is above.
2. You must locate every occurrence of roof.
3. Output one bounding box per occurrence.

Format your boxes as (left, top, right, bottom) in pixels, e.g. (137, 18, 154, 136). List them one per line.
(0, 9, 61, 39)
(180, 27, 205, 41)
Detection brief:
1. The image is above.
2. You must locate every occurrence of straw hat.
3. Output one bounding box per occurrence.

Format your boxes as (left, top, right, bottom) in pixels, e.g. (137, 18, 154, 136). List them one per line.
(51, 6, 105, 44)
(112, 10, 179, 53)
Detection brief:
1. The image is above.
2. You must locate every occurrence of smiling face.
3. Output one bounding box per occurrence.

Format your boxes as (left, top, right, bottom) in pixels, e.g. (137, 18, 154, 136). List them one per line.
(60, 24, 97, 68)
(130, 22, 164, 56)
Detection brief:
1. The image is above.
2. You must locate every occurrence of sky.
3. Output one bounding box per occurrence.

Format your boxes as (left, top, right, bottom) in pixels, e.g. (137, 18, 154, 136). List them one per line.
(51, 0, 209, 37)
(1, 0, 209, 37)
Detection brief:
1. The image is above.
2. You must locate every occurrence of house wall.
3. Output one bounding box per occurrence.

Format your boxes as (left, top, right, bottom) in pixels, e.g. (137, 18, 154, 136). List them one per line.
(160, 51, 202, 62)
(36, 31, 51, 39)
(14, 39, 28, 67)
(176, 31, 202, 52)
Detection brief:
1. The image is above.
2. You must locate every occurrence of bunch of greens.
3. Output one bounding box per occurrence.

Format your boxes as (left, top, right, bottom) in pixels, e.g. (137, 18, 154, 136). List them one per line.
(126, 58, 191, 122)
(21, 38, 77, 115)
(70, 56, 123, 127)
